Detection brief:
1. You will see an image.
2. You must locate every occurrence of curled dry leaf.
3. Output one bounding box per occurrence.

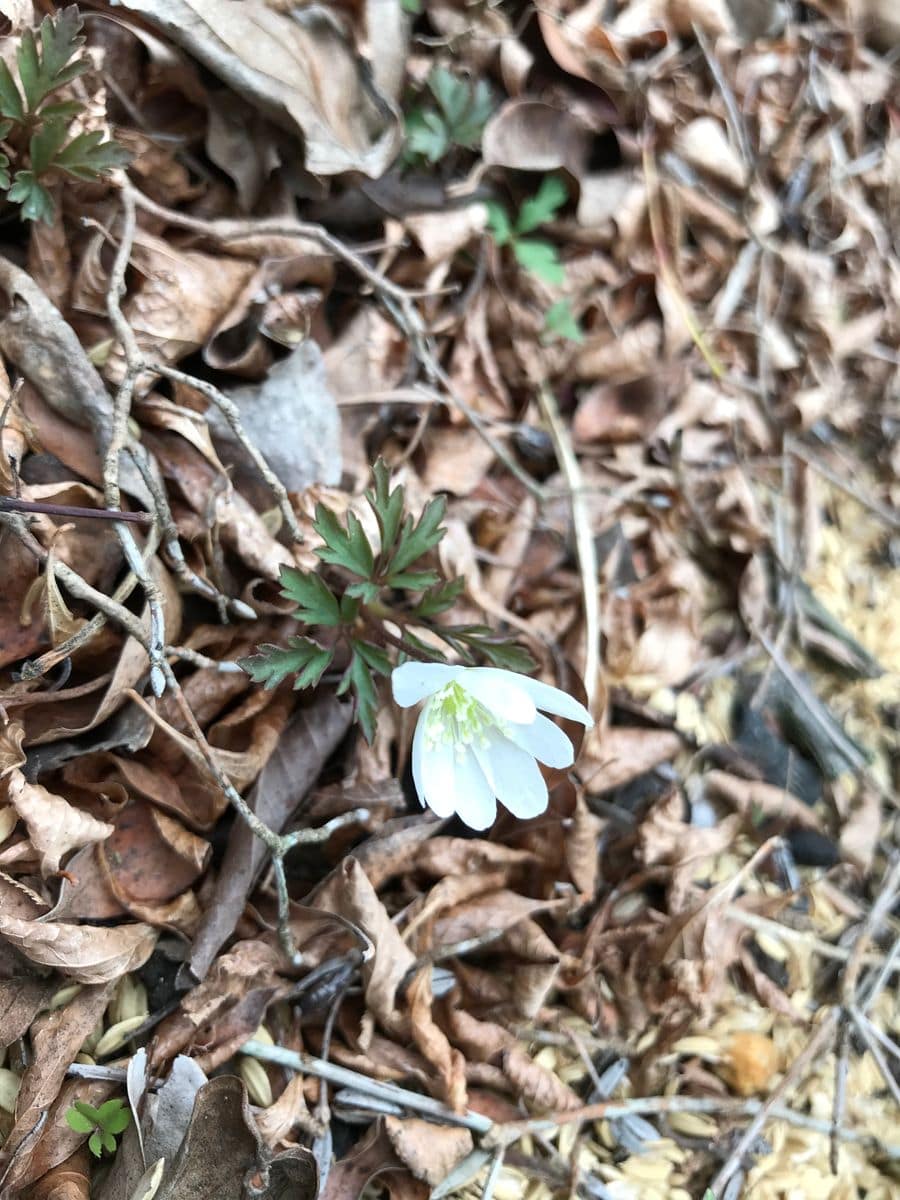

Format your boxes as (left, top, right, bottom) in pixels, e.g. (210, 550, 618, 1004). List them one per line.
(703, 769, 822, 831)
(407, 968, 468, 1111)
(118, 0, 402, 176)
(0, 914, 157, 984)
(5, 768, 114, 877)
(383, 1117, 473, 1188)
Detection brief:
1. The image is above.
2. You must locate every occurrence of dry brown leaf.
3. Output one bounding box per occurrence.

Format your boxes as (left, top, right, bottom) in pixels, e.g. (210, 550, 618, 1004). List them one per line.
(384, 1117, 473, 1188)
(432, 890, 563, 948)
(0, 914, 157, 984)
(839, 783, 881, 874)
(5, 768, 114, 877)
(407, 969, 467, 1111)
(118, 0, 402, 176)
(0, 720, 26, 780)
(502, 1045, 581, 1112)
(703, 769, 822, 831)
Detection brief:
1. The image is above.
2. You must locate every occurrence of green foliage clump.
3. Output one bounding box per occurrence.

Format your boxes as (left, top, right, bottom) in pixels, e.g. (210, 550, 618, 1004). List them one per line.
(404, 67, 493, 166)
(65, 1098, 131, 1158)
(241, 460, 534, 741)
(0, 7, 129, 223)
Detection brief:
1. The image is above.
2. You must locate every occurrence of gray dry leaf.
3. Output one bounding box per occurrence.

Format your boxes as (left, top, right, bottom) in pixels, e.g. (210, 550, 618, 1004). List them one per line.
(0, 914, 157, 984)
(114, 0, 402, 176)
(208, 341, 342, 493)
(5, 768, 114, 876)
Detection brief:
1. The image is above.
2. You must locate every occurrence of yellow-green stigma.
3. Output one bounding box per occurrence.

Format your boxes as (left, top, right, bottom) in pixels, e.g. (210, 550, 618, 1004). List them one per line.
(424, 682, 497, 756)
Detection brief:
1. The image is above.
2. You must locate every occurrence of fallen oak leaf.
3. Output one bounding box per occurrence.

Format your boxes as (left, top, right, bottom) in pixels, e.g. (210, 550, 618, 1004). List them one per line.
(0, 914, 157, 984)
(5, 768, 114, 876)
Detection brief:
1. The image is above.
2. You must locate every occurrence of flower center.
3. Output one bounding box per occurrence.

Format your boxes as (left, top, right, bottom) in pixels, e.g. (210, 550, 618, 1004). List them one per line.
(423, 682, 497, 755)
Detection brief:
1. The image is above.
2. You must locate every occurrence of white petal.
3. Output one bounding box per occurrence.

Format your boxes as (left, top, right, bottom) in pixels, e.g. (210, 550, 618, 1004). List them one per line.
(417, 734, 461, 819)
(392, 661, 462, 707)
(513, 674, 593, 727)
(410, 710, 429, 810)
(447, 749, 497, 830)
(477, 734, 548, 820)
(506, 713, 574, 769)
(462, 668, 537, 725)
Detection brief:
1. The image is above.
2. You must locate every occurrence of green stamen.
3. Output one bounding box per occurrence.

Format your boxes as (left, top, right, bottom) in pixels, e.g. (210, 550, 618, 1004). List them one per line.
(424, 682, 498, 757)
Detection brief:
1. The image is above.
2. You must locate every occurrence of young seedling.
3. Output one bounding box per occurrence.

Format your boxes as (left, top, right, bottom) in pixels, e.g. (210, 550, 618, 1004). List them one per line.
(65, 1097, 131, 1158)
(241, 460, 533, 741)
(487, 175, 570, 285)
(404, 67, 493, 166)
(0, 7, 129, 222)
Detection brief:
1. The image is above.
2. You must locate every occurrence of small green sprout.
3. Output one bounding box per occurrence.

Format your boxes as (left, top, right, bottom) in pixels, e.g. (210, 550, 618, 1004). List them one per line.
(487, 175, 569, 285)
(0, 7, 129, 222)
(404, 67, 493, 166)
(65, 1097, 131, 1158)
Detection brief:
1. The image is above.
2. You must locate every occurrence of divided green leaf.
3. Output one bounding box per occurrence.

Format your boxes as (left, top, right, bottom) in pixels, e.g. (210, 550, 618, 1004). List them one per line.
(338, 646, 380, 743)
(486, 202, 513, 247)
(17, 8, 87, 114)
(53, 129, 130, 179)
(413, 576, 465, 618)
(367, 458, 405, 556)
(65, 1107, 96, 1134)
(313, 504, 375, 578)
(278, 566, 341, 626)
(240, 638, 333, 691)
(515, 175, 568, 235)
(7, 171, 55, 223)
(389, 496, 447, 575)
(544, 298, 583, 343)
(514, 239, 565, 284)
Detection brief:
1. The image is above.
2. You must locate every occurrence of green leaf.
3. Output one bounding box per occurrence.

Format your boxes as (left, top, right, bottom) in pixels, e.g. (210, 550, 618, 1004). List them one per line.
(453, 79, 493, 149)
(16, 27, 41, 111)
(429, 67, 469, 128)
(352, 639, 392, 677)
(88, 1130, 103, 1158)
(0, 155, 9, 191)
(278, 566, 341, 626)
(8, 170, 55, 222)
(441, 625, 536, 673)
(338, 647, 380, 743)
(486, 201, 513, 247)
(240, 638, 333, 691)
(401, 630, 448, 661)
(366, 459, 405, 558)
(401, 0, 422, 12)
(39, 7, 85, 85)
(345, 580, 381, 604)
(405, 108, 449, 164)
(65, 1107, 96, 1134)
(74, 1101, 103, 1123)
(413, 576, 465, 618)
(0, 61, 23, 121)
(313, 503, 375, 579)
(29, 117, 67, 175)
(515, 175, 568, 235)
(53, 129, 130, 180)
(97, 1099, 130, 1134)
(384, 569, 440, 590)
(339, 594, 361, 623)
(514, 238, 565, 284)
(390, 496, 447, 574)
(543, 298, 583, 343)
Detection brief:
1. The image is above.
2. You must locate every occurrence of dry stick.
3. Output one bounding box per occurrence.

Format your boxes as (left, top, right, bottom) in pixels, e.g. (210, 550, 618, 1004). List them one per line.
(709, 855, 900, 1197)
(0, 496, 151, 524)
(126, 185, 545, 501)
(537, 386, 600, 711)
(103, 185, 167, 697)
(127, 447, 256, 621)
(238, 1040, 900, 1159)
(149, 362, 302, 544)
(725, 905, 900, 973)
(141, 670, 368, 964)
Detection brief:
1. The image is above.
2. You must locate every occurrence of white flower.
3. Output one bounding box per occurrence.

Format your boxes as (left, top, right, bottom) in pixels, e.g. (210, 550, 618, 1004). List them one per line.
(391, 662, 593, 830)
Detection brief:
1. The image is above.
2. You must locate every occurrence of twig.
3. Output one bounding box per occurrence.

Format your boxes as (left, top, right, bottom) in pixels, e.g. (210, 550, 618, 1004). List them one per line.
(537, 386, 600, 711)
(240, 1040, 493, 1134)
(786, 437, 900, 531)
(151, 363, 302, 544)
(0, 496, 151, 524)
(481, 1148, 505, 1200)
(724, 906, 900, 972)
(103, 185, 167, 696)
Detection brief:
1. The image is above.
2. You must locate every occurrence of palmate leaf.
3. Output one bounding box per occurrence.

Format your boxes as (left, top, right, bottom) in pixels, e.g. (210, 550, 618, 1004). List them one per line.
(53, 129, 130, 180)
(366, 458, 405, 558)
(17, 8, 87, 114)
(388, 495, 447, 576)
(8, 170, 55, 223)
(278, 566, 341, 626)
(313, 503, 375, 578)
(338, 645, 380, 743)
(515, 175, 568, 235)
(513, 239, 565, 284)
(240, 637, 333, 691)
(413, 576, 465, 618)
